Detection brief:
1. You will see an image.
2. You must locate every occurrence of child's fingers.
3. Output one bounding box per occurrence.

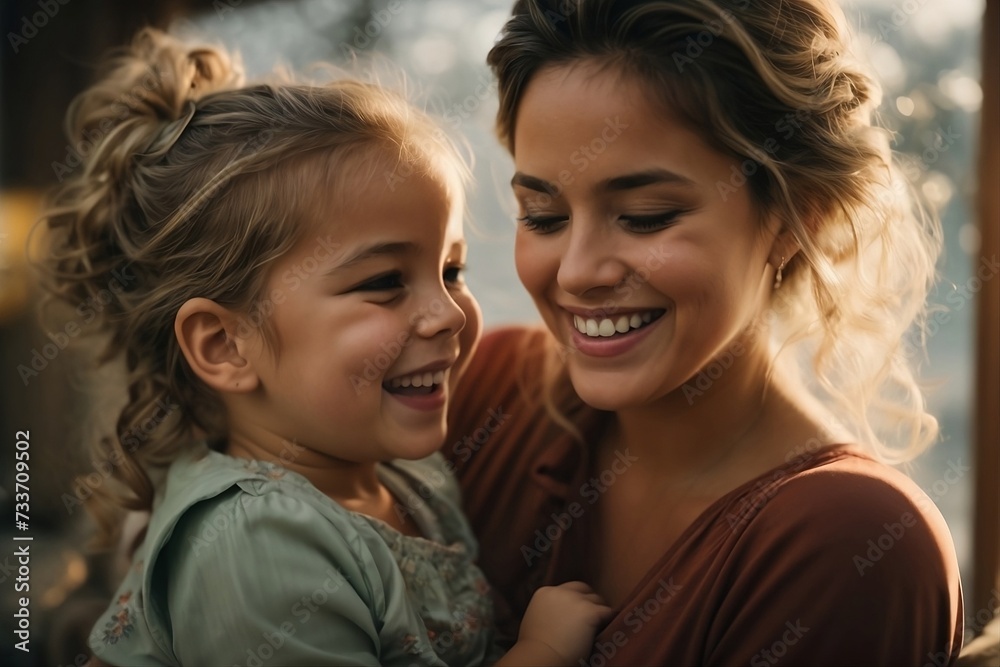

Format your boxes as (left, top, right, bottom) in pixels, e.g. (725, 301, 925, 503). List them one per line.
(557, 580, 595, 594)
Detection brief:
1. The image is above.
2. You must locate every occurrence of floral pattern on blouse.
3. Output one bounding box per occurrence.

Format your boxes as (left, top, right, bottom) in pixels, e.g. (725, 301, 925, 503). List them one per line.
(101, 582, 140, 645)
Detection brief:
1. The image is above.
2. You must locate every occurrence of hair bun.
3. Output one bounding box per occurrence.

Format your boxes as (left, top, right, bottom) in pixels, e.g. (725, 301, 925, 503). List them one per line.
(65, 28, 243, 182)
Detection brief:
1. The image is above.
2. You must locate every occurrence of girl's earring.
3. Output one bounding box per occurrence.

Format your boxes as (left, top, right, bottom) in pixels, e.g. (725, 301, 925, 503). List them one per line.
(773, 256, 787, 290)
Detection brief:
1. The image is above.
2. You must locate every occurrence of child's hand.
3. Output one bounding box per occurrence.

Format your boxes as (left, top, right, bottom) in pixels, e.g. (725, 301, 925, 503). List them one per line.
(514, 581, 614, 664)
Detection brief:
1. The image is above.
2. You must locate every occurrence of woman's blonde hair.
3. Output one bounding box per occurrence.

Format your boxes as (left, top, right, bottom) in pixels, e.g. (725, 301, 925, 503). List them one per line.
(36, 28, 468, 548)
(488, 0, 941, 463)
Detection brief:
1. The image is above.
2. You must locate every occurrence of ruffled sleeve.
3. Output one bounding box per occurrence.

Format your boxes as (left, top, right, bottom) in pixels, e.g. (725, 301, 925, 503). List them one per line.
(160, 488, 385, 665)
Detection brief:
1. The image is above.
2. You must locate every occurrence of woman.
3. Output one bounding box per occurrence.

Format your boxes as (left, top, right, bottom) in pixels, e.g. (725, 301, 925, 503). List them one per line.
(445, 0, 964, 664)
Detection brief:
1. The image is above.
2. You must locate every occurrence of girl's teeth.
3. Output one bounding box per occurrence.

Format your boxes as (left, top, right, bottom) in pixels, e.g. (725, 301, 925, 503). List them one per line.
(388, 369, 448, 388)
(573, 311, 660, 338)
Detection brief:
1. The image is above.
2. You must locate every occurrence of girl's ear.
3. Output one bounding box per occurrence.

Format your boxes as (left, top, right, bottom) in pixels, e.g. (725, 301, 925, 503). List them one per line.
(174, 298, 259, 394)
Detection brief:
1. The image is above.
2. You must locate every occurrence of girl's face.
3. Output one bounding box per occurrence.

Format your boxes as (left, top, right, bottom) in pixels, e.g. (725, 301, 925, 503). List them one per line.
(511, 63, 778, 411)
(239, 157, 481, 463)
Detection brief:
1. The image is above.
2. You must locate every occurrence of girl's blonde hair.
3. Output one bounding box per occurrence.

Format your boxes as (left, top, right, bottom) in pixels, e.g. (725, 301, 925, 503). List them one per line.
(488, 0, 941, 463)
(36, 28, 468, 548)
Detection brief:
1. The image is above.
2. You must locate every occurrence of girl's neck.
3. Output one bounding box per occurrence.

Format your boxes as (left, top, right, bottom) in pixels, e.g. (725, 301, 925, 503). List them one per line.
(224, 430, 383, 504)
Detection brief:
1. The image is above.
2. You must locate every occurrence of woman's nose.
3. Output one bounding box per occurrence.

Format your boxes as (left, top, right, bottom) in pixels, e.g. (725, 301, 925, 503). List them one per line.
(556, 222, 630, 298)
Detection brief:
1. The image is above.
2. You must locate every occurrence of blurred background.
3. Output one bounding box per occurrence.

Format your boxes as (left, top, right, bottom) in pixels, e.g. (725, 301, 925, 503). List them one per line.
(0, 0, 995, 664)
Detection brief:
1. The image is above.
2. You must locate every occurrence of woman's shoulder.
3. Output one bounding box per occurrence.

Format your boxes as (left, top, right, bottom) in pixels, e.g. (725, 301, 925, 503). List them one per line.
(691, 448, 964, 664)
(722, 447, 961, 594)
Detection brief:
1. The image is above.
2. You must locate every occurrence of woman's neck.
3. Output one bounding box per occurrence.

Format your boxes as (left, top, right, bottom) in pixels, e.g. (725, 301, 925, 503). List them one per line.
(604, 337, 823, 486)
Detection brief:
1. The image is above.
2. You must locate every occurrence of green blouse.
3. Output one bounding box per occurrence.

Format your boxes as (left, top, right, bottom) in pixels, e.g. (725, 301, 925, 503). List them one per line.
(88, 444, 500, 665)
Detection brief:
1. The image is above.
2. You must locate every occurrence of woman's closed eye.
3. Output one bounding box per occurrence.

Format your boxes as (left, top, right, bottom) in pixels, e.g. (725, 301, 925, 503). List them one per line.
(619, 210, 686, 233)
(517, 213, 568, 234)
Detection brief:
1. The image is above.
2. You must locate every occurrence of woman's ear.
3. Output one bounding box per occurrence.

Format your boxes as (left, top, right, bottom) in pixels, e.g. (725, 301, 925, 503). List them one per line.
(174, 298, 259, 394)
(768, 228, 803, 270)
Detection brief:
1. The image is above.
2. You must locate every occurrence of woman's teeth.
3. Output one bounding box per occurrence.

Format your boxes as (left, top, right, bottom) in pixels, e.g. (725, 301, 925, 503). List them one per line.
(573, 311, 657, 338)
(388, 370, 445, 389)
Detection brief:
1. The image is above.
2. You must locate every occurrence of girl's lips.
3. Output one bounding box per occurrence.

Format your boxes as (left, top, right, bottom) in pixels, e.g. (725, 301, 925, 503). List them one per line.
(384, 382, 447, 411)
(567, 309, 666, 358)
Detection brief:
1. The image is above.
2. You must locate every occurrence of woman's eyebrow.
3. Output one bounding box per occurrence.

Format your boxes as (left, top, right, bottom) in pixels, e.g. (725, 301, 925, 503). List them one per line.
(599, 169, 695, 191)
(511, 172, 560, 196)
(511, 169, 696, 196)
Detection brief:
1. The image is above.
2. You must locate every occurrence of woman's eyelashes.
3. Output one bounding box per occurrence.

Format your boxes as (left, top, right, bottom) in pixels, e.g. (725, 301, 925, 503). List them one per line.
(517, 210, 686, 234)
(619, 210, 687, 233)
(517, 214, 568, 234)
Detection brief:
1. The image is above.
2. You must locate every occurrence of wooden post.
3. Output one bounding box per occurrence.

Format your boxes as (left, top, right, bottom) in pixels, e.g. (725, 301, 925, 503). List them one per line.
(971, 0, 999, 621)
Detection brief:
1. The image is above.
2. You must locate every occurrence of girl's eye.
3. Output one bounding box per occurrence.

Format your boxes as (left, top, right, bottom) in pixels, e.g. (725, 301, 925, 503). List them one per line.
(443, 265, 466, 285)
(354, 272, 403, 292)
(517, 214, 568, 234)
(620, 210, 685, 233)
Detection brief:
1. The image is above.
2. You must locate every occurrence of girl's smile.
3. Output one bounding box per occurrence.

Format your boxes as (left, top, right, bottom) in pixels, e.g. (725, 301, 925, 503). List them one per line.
(224, 156, 481, 469)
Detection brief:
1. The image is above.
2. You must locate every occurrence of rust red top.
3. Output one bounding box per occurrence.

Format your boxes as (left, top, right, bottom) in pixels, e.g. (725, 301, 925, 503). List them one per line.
(445, 327, 964, 666)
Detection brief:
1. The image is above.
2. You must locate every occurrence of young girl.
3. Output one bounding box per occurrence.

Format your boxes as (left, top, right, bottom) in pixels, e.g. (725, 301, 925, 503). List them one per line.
(38, 28, 610, 665)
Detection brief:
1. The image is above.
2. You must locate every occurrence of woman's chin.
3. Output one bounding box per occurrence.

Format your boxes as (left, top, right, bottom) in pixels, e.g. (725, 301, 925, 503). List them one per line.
(569, 375, 643, 412)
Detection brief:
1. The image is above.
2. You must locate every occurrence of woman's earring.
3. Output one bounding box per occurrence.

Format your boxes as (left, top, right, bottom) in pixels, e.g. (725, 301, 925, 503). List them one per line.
(773, 256, 787, 290)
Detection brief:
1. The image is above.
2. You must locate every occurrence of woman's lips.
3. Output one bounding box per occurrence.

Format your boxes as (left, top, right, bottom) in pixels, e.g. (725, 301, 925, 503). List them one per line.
(567, 308, 667, 358)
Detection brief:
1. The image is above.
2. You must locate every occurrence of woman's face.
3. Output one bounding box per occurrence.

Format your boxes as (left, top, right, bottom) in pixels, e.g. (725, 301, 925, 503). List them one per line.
(511, 62, 780, 411)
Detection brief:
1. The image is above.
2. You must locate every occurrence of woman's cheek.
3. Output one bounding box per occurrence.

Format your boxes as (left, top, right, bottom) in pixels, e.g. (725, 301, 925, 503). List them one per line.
(514, 230, 552, 301)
